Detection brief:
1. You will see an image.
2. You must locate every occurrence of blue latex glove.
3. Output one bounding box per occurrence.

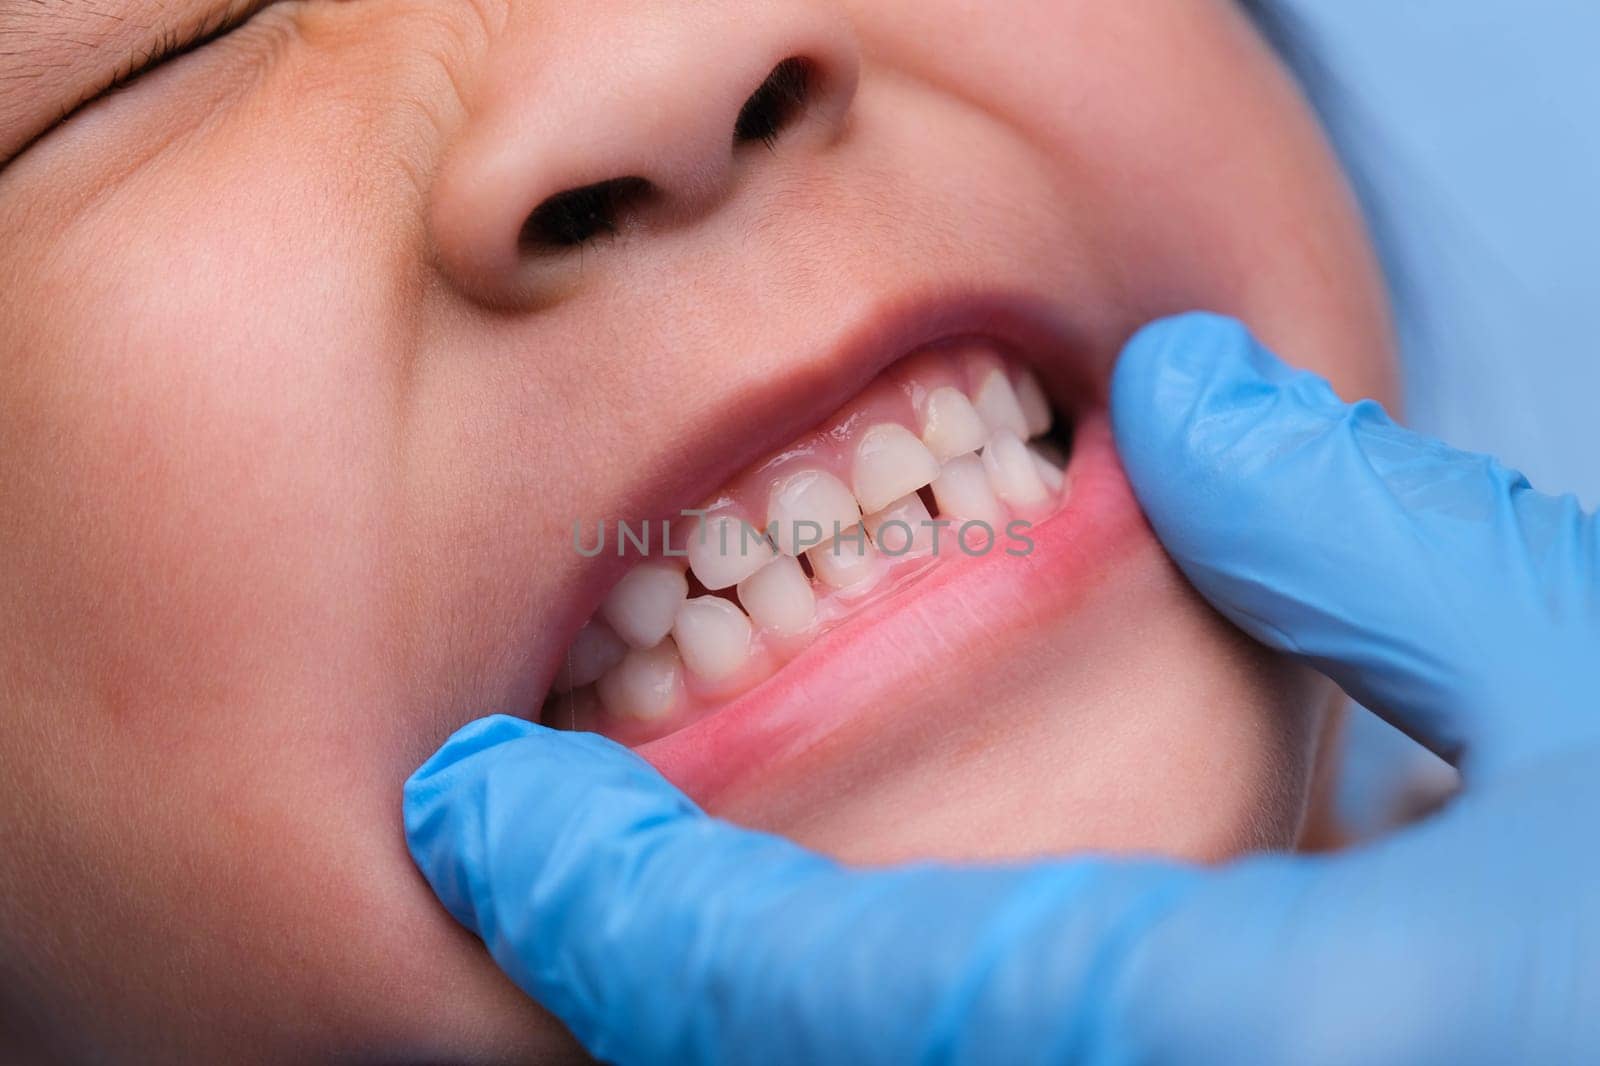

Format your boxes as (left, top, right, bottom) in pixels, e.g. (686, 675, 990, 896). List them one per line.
(405, 313, 1599, 1065)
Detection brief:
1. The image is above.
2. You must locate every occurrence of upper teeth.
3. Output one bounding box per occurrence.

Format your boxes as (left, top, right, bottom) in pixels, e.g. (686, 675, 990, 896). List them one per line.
(552, 619, 629, 693)
(1013, 367, 1053, 438)
(766, 469, 862, 556)
(552, 345, 1073, 727)
(918, 386, 989, 461)
(601, 562, 687, 649)
(686, 513, 776, 591)
(851, 423, 941, 514)
(971, 369, 1032, 440)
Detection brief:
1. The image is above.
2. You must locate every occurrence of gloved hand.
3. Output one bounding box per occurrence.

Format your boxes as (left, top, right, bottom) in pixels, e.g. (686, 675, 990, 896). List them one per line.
(404, 312, 1599, 1065)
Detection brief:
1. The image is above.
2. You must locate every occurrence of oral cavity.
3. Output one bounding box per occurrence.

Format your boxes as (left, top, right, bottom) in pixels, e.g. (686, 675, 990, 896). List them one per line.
(545, 340, 1073, 738)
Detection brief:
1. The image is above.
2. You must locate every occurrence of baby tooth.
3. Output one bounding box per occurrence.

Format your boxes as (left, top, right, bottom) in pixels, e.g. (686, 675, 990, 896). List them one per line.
(851, 423, 941, 514)
(597, 643, 684, 722)
(767, 469, 861, 556)
(1012, 368, 1053, 438)
(982, 430, 1051, 510)
(972, 370, 1031, 439)
(672, 597, 753, 683)
(601, 562, 688, 649)
(919, 386, 989, 462)
(687, 513, 775, 591)
(1029, 445, 1067, 493)
(737, 555, 816, 636)
(553, 619, 629, 693)
(931, 453, 1005, 527)
(806, 525, 880, 589)
(864, 493, 935, 558)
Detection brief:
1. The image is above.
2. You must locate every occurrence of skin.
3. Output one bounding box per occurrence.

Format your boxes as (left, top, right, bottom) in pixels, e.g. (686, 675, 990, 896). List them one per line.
(0, 0, 1395, 1061)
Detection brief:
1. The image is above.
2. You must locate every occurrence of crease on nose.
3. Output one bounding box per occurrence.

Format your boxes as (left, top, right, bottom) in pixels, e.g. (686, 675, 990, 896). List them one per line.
(428, 3, 861, 308)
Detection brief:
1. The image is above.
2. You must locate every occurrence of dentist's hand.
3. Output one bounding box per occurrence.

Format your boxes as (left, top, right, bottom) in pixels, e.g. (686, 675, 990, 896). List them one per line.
(405, 313, 1599, 1065)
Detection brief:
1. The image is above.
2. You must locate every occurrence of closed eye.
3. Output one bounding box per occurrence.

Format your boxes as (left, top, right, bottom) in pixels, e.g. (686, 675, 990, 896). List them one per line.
(49, 2, 276, 137)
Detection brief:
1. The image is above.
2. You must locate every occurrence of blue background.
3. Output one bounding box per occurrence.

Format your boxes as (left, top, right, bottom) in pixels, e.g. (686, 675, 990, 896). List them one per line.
(1284, 0, 1598, 505)
(1269, 1, 1599, 828)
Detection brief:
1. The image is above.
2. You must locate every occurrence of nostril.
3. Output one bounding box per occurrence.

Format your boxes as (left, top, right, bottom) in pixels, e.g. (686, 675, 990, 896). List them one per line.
(733, 57, 813, 148)
(520, 176, 656, 253)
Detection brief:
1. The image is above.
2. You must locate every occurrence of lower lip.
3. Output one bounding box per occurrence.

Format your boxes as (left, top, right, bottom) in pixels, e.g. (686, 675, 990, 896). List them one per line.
(637, 409, 1150, 805)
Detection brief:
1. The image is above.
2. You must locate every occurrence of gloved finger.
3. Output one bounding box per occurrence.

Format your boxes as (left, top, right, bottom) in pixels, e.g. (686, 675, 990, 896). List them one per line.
(405, 714, 835, 1064)
(1110, 313, 1596, 777)
(406, 726, 1600, 1065)
(404, 715, 1205, 1066)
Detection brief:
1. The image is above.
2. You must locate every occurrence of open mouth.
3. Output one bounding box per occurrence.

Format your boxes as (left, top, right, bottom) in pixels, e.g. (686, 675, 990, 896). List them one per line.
(541, 335, 1080, 746)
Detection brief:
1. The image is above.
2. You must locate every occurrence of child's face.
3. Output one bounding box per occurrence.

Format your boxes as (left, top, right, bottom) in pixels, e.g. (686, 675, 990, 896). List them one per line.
(0, 0, 1394, 1060)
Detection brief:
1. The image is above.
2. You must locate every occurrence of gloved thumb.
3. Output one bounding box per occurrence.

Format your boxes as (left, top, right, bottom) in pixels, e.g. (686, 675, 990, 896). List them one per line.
(404, 716, 1200, 1066)
(404, 715, 848, 1064)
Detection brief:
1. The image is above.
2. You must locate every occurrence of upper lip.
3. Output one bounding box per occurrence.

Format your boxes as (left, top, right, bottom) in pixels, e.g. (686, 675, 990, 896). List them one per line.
(525, 283, 1105, 720)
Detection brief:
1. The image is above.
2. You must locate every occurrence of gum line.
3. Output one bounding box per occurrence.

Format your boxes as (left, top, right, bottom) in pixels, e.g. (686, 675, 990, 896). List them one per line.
(543, 339, 1070, 742)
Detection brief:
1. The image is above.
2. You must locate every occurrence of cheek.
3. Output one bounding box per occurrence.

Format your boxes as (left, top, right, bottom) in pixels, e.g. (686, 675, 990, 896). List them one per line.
(0, 139, 412, 725)
(1072, 4, 1397, 402)
(1, 147, 578, 1057)
(869, 0, 1396, 405)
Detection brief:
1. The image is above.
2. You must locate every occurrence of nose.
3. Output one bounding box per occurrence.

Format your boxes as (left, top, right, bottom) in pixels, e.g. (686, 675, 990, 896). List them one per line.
(430, 1, 861, 307)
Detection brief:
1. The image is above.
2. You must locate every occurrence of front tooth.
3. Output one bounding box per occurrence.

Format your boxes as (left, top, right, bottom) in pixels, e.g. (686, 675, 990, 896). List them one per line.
(851, 423, 941, 514)
(982, 430, 1051, 510)
(971, 369, 1031, 439)
(919, 386, 989, 461)
(767, 469, 861, 556)
(553, 620, 629, 692)
(864, 493, 935, 558)
(931, 453, 1005, 527)
(672, 597, 753, 683)
(687, 513, 776, 591)
(806, 526, 880, 589)
(1012, 368, 1053, 438)
(737, 555, 816, 636)
(1029, 445, 1067, 493)
(600, 563, 688, 649)
(596, 643, 683, 721)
